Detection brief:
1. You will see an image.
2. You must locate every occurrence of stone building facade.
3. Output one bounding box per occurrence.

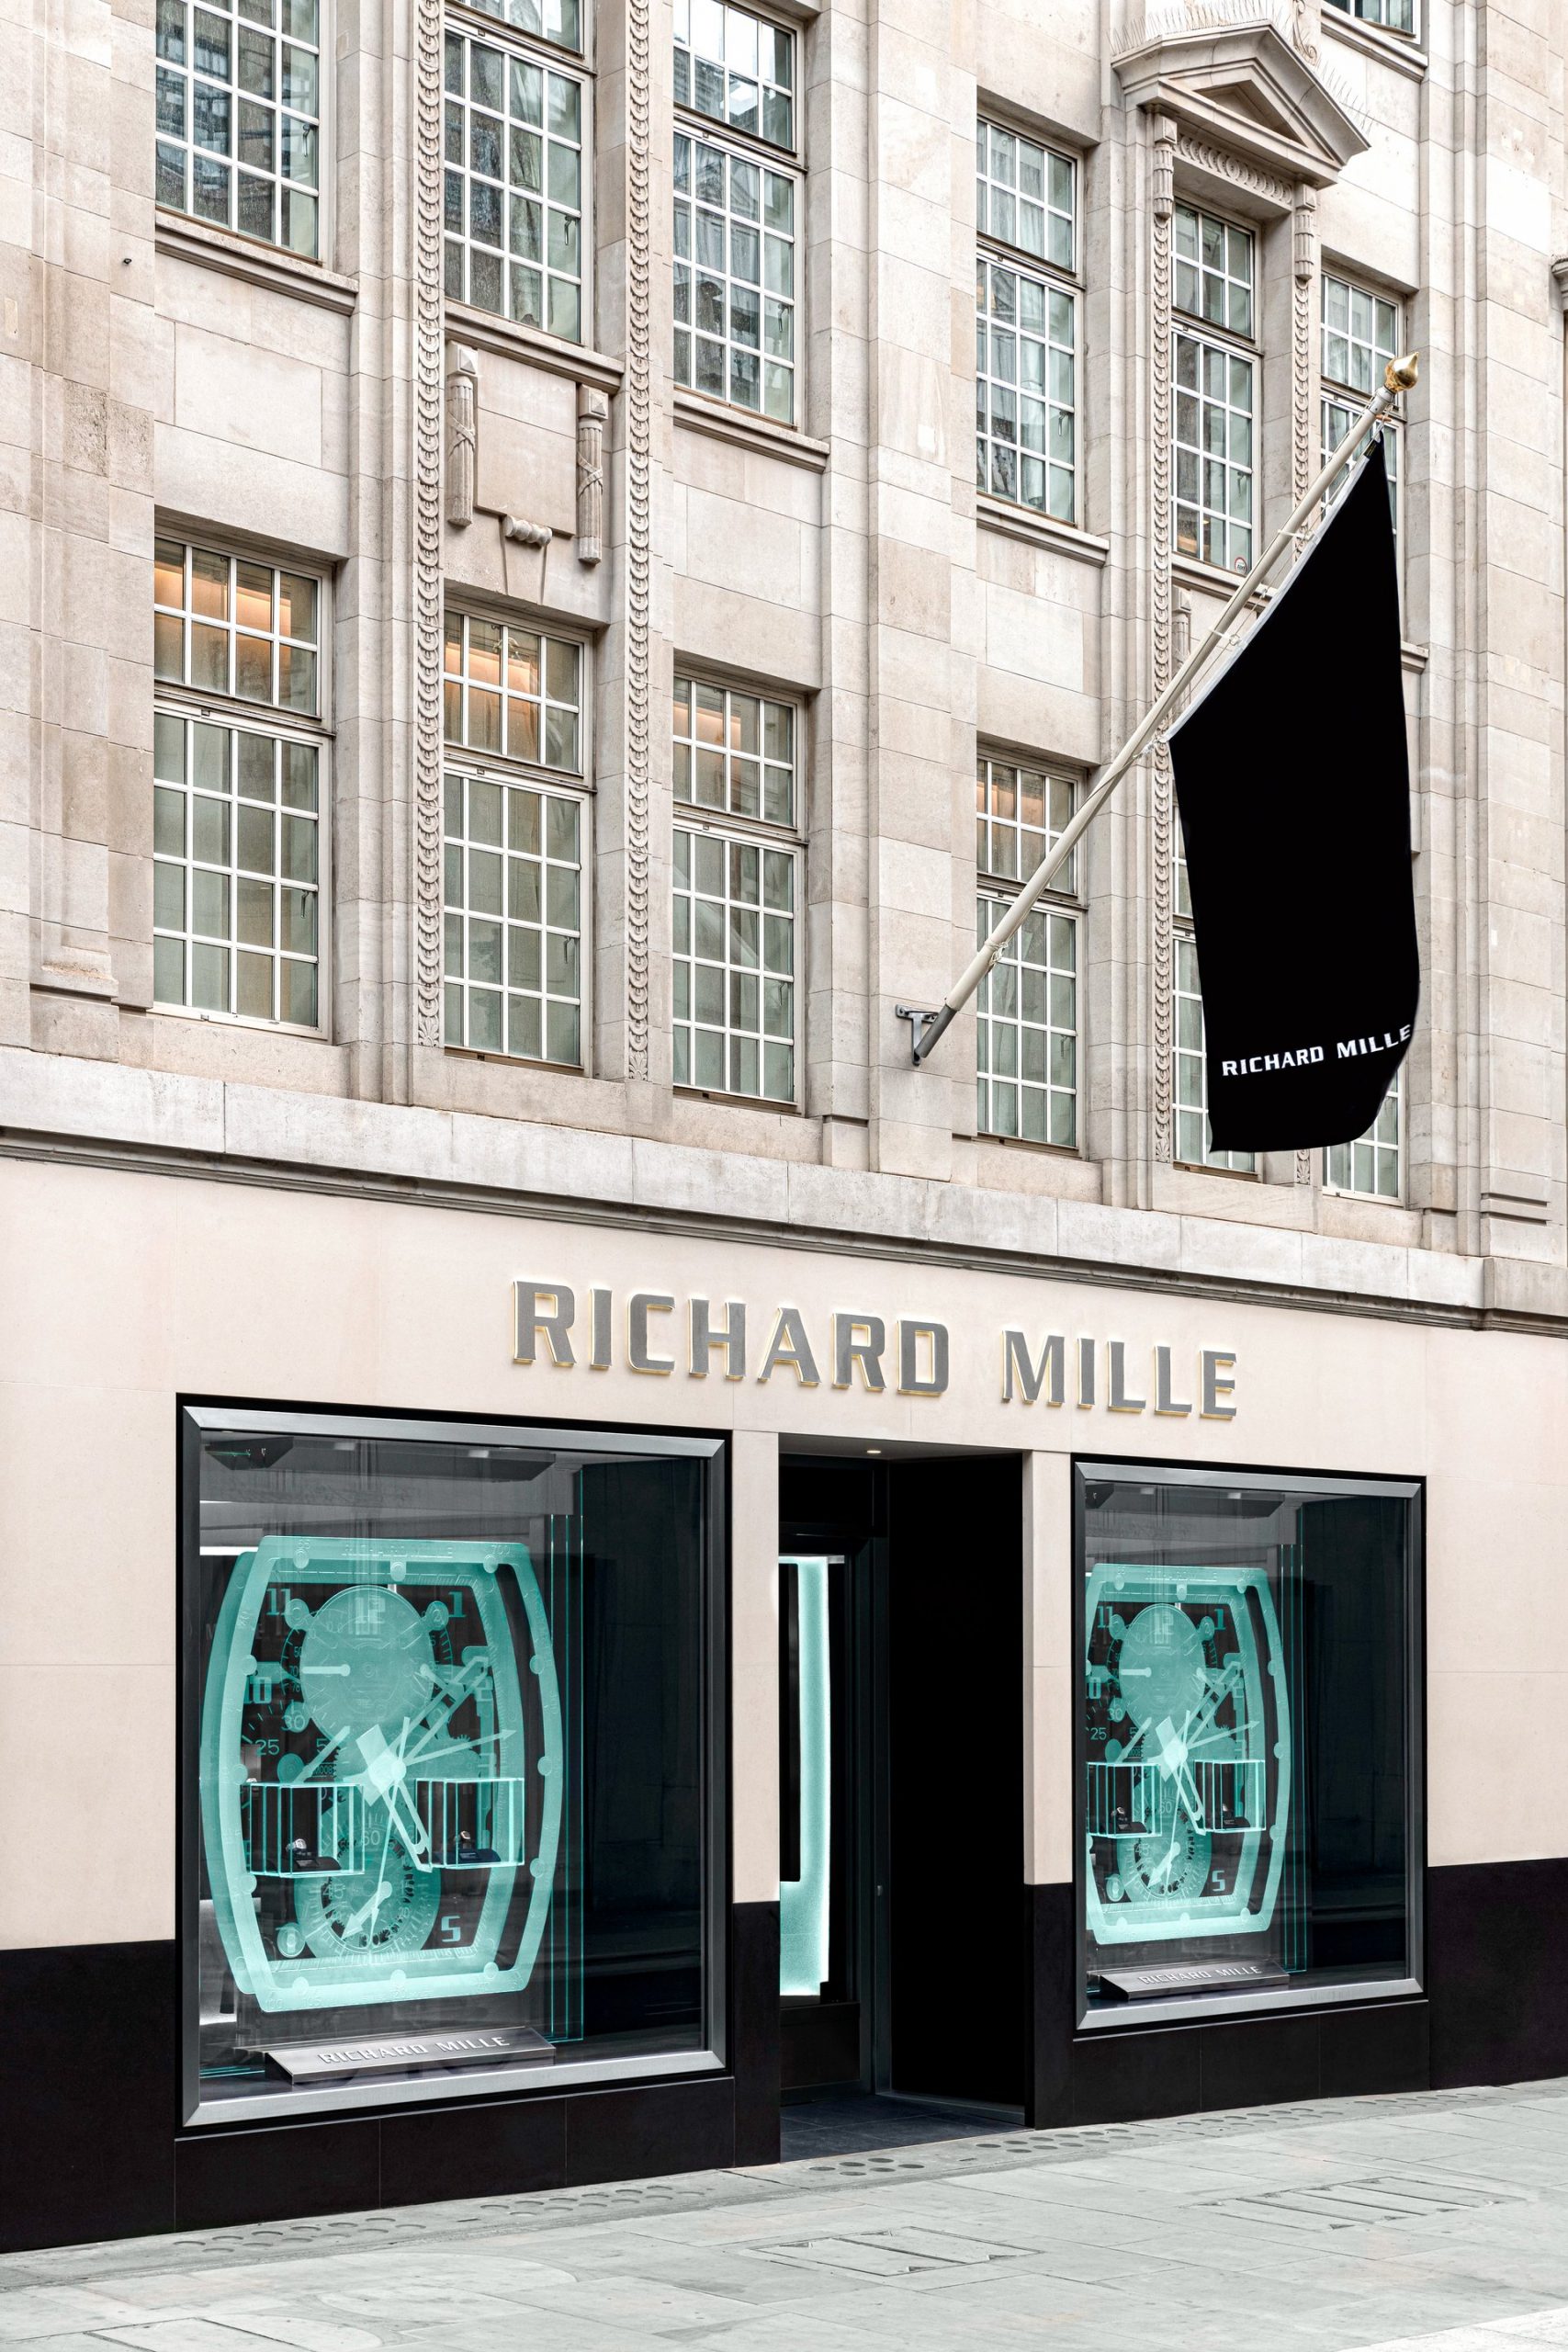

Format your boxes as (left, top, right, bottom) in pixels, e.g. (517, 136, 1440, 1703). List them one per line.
(1, 0, 1566, 2254)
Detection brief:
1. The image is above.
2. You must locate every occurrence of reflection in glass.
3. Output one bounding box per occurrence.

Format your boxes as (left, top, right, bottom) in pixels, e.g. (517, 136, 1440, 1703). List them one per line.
(190, 1420, 713, 2111)
(1077, 1468, 1417, 2014)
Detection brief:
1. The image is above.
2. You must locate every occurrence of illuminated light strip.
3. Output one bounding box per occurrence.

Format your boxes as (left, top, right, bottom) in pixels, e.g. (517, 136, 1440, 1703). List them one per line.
(779, 1555, 832, 1997)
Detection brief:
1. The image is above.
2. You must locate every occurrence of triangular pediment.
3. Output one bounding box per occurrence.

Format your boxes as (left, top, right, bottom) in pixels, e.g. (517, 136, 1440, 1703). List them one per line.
(1115, 15, 1369, 190)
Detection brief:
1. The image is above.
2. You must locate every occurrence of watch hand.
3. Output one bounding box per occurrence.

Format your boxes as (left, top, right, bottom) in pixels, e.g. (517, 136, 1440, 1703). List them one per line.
(341, 1871, 390, 1938)
(1149, 1820, 1188, 1887)
(343, 1830, 392, 1940)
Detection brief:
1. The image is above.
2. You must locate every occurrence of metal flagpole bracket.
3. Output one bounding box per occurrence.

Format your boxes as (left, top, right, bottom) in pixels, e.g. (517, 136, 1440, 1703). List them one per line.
(896, 1004, 943, 1063)
(899, 348, 1420, 1071)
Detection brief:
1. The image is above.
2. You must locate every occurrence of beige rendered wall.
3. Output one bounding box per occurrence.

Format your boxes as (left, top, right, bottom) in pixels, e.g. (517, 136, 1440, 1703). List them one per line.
(1, 1152, 1561, 1947)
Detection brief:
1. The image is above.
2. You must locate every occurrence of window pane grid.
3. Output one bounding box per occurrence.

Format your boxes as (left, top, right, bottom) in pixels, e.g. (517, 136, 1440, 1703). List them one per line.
(976, 894, 1077, 1148)
(976, 756, 1077, 891)
(674, 0, 794, 153)
(1323, 398, 1400, 548)
(1175, 933, 1255, 1173)
(443, 24, 584, 344)
(464, 0, 581, 56)
(1174, 204, 1253, 337)
(444, 608, 582, 771)
(976, 119, 1074, 272)
(1325, 0, 1414, 30)
(1325, 1078, 1402, 1199)
(1173, 329, 1254, 574)
(1323, 273, 1400, 397)
(155, 0, 321, 257)
(673, 676, 795, 825)
(976, 254, 1075, 521)
(152, 710, 321, 1027)
(153, 537, 321, 717)
(442, 770, 583, 1063)
(673, 825, 795, 1102)
(674, 130, 796, 422)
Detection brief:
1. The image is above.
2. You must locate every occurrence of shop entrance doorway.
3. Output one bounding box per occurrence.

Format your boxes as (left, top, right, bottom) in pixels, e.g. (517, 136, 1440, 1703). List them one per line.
(777, 1453, 1025, 2148)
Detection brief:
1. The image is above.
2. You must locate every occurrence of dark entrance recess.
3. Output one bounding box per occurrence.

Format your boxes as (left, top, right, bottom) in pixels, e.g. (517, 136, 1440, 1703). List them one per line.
(777, 1453, 1026, 2132)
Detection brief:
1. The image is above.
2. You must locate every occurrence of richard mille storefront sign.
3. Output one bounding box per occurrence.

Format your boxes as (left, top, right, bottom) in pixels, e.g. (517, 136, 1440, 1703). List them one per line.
(513, 1283, 1238, 1419)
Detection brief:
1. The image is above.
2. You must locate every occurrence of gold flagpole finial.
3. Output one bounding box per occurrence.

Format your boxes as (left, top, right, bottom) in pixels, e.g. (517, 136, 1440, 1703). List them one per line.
(1386, 351, 1420, 392)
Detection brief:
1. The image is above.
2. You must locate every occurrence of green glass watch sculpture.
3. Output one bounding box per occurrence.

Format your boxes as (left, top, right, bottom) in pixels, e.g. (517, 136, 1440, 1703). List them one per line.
(1084, 1563, 1289, 1948)
(200, 1537, 562, 2013)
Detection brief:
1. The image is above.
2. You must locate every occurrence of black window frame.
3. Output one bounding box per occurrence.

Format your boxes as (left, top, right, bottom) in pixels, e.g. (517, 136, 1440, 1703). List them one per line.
(177, 1400, 728, 2128)
(1072, 1453, 1425, 2033)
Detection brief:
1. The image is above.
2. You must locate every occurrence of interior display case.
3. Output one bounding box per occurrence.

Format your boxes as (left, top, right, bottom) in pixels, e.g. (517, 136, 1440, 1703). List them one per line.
(183, 1408, 724, 2122)
(1076, 1462, 1421, 2021)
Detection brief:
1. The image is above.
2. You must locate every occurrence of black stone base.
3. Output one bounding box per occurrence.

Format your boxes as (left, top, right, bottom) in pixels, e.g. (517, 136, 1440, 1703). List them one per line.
(1427, 1858, 1568, 2089)
(1024, 1863, 1568, 2129)
(0, 1902, 783, 2254)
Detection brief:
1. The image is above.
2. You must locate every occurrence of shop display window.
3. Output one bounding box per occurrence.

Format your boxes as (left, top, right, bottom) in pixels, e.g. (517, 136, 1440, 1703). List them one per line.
(1076, 1462, 1421, 2022)
(182, 1408, 723, 2121)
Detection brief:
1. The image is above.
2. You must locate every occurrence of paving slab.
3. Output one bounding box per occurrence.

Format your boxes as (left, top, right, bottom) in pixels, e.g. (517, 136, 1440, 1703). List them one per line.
(7, 2083, 1568, 2352)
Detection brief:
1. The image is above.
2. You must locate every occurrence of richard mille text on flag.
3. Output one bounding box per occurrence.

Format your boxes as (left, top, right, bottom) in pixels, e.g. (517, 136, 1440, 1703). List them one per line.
(1168, 436, 1418, 1155)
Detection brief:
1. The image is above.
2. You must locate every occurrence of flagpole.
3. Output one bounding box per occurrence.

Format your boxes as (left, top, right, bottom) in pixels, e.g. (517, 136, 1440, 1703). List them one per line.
(897, 351, 1420, 1066)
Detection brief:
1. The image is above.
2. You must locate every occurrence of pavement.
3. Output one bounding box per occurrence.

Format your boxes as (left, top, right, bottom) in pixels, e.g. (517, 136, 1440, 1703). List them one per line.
(7, 2077, 1568, 2350)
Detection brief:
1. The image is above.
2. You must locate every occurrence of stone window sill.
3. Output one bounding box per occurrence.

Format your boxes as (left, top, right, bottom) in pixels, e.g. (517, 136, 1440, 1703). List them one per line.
(673, 390, 830, 472)
(674, 1082, 805, 1115)
(975, 1132, 1086, 1161)
(1172, 550, 1260, 604)
(976, 495, 1110, 566)
(445, 301, 624, 393)
(1174, 1159, 1261, 1182)
(156, 209, 358, 314)
(1321, 8, 1427, 82)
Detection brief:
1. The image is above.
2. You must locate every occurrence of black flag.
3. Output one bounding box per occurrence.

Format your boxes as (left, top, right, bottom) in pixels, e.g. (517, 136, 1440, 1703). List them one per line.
(1169, 436, 1416, 1153)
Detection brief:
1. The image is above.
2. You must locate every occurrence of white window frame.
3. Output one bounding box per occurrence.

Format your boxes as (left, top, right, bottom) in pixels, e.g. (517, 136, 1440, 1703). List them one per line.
(152, 537, 330, 1037)
(442, 10, 592, 346)
(975, 754, 1080, 1150)
(975, 119, 1079, 526)
(674, 0, 795, 154)
(673, 820, 799, 1107)
(1324, 0, 1416, 35)
(673, 120, 800, 426)
(154, 0, 325, 260)
(442, 759, 591, 1068)
(1321, 273, 1404, 568)
(459, 0, 585, 60)
(441, 604, 592, 1067)
(1171, 203, 1257, 579)
(1174, 933, 1255, 1176)
(672, 674, 802, 1107)
(673, 1, 800, 427)
(1172, 326, 1256, 578)
(1325, 1072, 1403, 1202)
(673, 674, 796, 827)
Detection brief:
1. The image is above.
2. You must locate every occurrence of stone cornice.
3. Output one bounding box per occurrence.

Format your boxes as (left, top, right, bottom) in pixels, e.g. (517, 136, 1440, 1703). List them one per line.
(2, 1048, 1559, 1333)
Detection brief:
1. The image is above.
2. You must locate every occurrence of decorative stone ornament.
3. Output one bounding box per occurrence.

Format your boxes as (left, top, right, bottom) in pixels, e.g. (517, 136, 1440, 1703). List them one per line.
(445, 345, 479, 529)
(576, 385, 608, 565)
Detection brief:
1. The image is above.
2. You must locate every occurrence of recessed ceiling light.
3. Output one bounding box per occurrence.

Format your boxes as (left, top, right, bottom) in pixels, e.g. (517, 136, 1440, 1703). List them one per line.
(866, 1446, 882, 1456)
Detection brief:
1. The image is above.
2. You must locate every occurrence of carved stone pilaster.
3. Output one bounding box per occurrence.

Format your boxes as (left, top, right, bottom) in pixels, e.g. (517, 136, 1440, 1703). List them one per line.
(576, 385, 607, 564)
(413, 0, 446, 1048)
(623, 0, 652, 1078)
(1151, 111, 1178, 1165)
(1292, 182, 1317, 503)
(445, 345, 479, 528)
